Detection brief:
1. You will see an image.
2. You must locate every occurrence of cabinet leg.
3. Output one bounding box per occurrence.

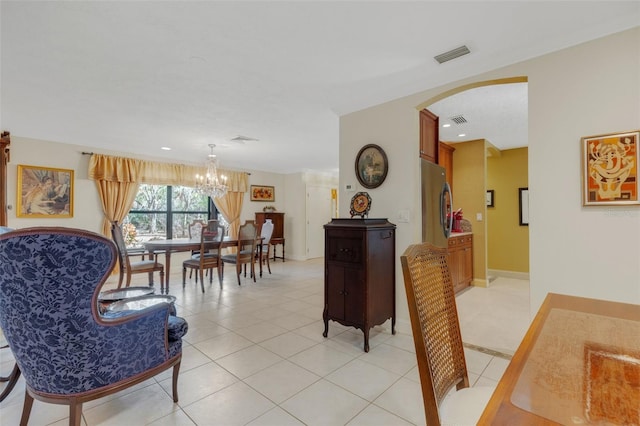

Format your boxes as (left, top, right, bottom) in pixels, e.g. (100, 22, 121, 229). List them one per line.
(364, 329, 370, 353)
(322, 308, 328, 338)
(392, 317, 396, 335)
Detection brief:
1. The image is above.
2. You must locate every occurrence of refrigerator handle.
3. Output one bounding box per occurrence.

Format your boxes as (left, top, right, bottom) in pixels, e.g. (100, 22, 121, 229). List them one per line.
(441, 182, 453, 238)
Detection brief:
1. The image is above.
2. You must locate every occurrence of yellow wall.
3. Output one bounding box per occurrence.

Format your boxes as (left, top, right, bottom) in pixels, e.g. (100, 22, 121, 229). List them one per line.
(451, 139, 487, 283)
(487, 148, 529, 273)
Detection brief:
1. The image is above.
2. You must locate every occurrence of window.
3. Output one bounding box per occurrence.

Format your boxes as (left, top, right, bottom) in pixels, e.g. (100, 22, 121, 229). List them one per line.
(124, 185, 226, 248)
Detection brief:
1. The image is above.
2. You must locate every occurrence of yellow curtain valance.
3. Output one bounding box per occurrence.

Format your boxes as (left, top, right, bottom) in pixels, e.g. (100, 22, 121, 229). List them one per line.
(88, 153, 248, 191)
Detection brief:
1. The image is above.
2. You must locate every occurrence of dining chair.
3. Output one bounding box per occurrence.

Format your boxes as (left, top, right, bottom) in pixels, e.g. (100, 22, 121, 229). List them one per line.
(187, 219, 213, 282)
(400, 242, 495, 426)
(0, 227, 186, 426)
(221, 220, 257, 285)
(256, 219, 274, 276)
(182, 223, 225, 292)
(111, 221, 164, 289)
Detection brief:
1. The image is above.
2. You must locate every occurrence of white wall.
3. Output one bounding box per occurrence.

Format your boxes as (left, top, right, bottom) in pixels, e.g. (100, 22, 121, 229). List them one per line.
(5, 136, 337, 262)
(340, 27, 640, 324)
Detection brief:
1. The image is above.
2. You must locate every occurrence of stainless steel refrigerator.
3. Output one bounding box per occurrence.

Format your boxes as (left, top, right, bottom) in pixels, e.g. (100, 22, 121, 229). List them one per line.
(421, 159, 453, 248)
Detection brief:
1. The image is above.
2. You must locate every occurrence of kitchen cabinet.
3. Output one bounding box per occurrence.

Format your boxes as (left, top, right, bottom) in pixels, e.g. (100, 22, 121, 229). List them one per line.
(255, 211, 285, 261)
(323, 218, 396, 352)
(448, 233, 473, 293)
(419, 109, 439, 163)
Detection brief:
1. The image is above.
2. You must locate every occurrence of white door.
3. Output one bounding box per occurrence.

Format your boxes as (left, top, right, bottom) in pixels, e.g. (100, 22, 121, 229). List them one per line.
(306, 185, 333, 259)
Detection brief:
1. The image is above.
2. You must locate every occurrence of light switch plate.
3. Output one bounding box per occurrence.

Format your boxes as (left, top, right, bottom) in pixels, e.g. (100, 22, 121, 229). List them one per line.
(397, 209, 410, 223)
(476, 212, 483, 221)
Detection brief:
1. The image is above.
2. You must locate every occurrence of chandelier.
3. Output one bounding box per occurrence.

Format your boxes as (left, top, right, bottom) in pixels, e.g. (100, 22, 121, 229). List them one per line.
(195, 144, 228, 199)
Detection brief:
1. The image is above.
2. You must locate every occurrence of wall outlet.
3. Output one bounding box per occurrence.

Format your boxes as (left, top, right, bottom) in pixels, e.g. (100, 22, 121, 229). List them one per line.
(345, 183, 356, 192)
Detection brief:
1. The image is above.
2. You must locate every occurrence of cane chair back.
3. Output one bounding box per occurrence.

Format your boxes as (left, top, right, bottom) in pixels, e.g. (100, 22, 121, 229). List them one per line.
(400, 242, 494, 426)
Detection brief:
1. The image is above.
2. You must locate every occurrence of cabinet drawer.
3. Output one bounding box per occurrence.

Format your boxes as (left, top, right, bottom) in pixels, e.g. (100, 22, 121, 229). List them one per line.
(449, 235, 472, 247)
(326, 231, 362, 264)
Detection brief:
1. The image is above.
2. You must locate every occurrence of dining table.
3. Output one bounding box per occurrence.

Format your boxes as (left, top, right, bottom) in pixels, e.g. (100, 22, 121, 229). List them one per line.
(145, 236, 262, 294)
(478, 292, 640, 425)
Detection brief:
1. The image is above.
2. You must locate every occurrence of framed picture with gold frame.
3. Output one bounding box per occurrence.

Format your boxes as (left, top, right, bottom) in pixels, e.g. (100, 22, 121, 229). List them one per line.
(17, 165, 74, 218)
(582, 130, 639, 206)
(250, 185, 275, 202)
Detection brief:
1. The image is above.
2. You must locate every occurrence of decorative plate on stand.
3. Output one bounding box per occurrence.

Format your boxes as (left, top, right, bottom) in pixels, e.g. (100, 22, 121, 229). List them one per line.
(350, 192, 372, 218)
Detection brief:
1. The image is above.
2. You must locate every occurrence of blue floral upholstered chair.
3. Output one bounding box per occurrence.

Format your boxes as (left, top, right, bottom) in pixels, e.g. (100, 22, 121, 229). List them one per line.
(0, 227, 187, 426)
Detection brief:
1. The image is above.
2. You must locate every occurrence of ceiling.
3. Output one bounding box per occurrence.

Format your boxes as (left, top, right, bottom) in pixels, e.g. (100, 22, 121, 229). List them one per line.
(1, 2, 638, 174)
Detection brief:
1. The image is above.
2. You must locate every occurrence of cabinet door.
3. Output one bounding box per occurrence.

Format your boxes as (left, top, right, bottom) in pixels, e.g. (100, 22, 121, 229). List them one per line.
(462, 243, 473, 285)
(326, 264, 346, 321)
(420, 109, 439, 163)
(326, 264, 364, 324)
(448, 248, 464, 293)
(343, 268, 365, 325)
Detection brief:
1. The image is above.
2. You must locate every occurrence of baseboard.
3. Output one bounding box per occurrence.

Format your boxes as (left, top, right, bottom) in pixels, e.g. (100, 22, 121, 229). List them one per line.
(487, 269, 530, 281)
(472, 278, 489, 288)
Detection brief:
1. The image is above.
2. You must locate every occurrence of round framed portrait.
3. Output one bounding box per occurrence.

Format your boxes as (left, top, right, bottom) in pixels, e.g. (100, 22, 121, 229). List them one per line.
(355, 144, 388, 189)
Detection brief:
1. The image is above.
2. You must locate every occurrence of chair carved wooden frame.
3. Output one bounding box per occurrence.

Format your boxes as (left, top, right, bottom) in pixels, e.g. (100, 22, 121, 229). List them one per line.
(256, 219, 274, 277)
(0, 227, 185, 426)
(182, 224, 225, 292)
(221, 220, 258, 285)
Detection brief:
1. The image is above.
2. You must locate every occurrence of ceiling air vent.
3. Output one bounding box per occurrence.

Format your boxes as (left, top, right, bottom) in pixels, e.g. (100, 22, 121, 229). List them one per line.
(230, 135, 259, 144)
(434, 45, 471, 64)
(449, 115, 468, 125)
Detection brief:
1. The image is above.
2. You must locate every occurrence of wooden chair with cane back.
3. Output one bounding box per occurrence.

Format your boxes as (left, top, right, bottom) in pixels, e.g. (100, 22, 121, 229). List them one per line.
(400, 242, 495, 426)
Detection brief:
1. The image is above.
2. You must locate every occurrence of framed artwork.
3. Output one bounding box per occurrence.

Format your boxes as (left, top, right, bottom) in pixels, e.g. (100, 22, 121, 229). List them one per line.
(582, 130, 639, 206)
(17, 165, 74, 218)
(355, 144, 388, 189)
(519, 187, 529, 226)
(250, 185, 275, 202)
(486, 190, 495, 207)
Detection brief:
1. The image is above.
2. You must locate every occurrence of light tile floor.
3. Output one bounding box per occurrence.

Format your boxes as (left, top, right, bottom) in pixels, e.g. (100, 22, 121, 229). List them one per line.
(0, 255, 530, 425)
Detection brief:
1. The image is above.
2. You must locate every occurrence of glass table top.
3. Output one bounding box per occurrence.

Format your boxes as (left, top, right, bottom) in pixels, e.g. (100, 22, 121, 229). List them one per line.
(106, 295, 177, 313)
(98, 286, 155, 302)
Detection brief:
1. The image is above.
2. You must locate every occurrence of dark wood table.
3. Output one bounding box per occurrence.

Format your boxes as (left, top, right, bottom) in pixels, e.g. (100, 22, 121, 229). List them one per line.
(145, 237, 262, 293)
(478, 292, 640, 425)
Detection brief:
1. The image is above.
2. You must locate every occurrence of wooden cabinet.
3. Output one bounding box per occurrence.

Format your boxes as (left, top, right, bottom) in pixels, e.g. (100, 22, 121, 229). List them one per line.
(419, 109, 439, 163)
(448, 234, 473, 294)
(438, 142, 455, 193)
(255, 211, 285, 261)
(323, 218, 396, 352)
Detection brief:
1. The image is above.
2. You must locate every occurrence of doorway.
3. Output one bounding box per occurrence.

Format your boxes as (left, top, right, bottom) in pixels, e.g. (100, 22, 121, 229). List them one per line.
(418, 77, 529, 285)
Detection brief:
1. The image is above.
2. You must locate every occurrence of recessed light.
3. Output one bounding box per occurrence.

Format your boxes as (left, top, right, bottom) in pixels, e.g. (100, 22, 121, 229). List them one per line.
(458, 134, 466, 137)
(442, 124, 451, 128)
(161, 147, 171, 151)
